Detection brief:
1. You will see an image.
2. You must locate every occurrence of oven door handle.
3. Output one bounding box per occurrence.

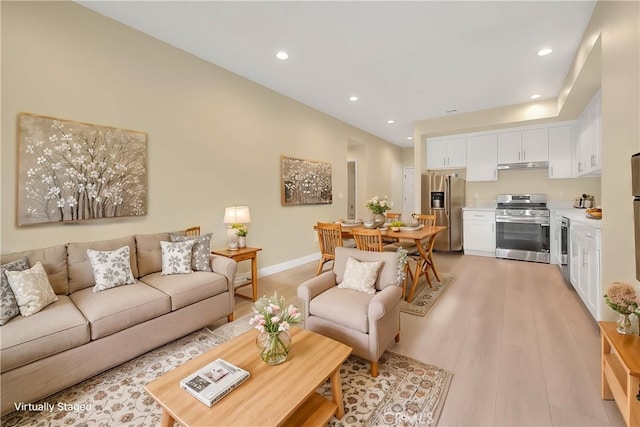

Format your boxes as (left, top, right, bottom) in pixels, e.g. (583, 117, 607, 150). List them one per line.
(496, 217, 550, 225)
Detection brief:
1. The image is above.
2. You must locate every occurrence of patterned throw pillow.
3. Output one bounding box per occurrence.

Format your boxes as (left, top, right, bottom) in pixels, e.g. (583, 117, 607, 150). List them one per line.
(338, 257, 382, 294)
(87, 246, 136, 292)
(170, 233, 213, 272)
(0, 257, 30, 325)
(160, 240, 195, 275)
(5, 261, 59, 316)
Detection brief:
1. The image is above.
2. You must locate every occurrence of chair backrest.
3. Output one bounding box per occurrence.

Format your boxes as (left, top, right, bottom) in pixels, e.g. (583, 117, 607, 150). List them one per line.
(352, 228, 384, 252)
(334, 247, 399, 291)
(385, 212, 402, 223)
(412, 214, 436, 226)
(185, 226, 201, 236)
(316, 222, 343, 257)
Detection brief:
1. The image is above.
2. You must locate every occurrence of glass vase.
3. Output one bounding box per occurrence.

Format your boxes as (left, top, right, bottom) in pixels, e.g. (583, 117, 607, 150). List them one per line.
(616, 313, 633, 335)
(371, 213, 386, 228)
(256, 330, 291, 365)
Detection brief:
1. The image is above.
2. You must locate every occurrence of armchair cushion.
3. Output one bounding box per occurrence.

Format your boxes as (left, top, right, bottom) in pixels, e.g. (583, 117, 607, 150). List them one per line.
(334, 247, 398, 291)
(337, 257, 381, 294)
(309, 287, 374, 334)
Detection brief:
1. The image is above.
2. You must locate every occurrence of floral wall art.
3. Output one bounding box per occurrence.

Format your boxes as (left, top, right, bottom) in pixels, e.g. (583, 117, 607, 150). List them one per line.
(281, 156, 332, 206)
(17, 113, 147, 226)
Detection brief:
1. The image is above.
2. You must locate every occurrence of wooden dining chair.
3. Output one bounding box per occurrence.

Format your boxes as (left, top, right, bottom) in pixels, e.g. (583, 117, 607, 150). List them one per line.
(316, 222, 343, 275)
(385, 212, 402, 223)
(412, 213, 436, 226)
(185, 226, 201, 236)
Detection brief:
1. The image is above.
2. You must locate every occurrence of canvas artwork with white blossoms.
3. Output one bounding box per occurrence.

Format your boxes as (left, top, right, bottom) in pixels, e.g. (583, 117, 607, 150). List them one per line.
(17, 113, 147, 225)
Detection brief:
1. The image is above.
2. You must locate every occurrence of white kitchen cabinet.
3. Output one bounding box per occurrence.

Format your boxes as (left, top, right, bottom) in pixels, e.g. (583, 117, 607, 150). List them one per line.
(463, 210, 495, 257)
(548, 126, 573, 179)
(575, 90, 601, 176)
(466, 134, 497, 182)
(569, 221, 601, 320)
(426, 137, 466, 170)
(497, 129, 548, 164)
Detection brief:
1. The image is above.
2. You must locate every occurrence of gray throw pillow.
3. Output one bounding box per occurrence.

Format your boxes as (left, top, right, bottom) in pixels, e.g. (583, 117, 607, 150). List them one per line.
(170, 233, 213, 272)
(1, 257, 30, 325)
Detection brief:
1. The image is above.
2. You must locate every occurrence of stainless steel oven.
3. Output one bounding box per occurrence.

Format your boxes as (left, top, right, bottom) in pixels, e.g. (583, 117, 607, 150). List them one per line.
(495, 194, 550, 263)
(560, 216, 570, 280)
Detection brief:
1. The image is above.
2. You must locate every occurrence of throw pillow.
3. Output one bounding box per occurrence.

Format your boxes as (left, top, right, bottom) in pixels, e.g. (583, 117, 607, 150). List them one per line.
(170, 233, 213, 272)
(87, 246, 136, 292)
(338, 256, 382, 294)
(5, 261, 58, 316)
(0, 257, 30, 325)
(160, 240, 195, 275)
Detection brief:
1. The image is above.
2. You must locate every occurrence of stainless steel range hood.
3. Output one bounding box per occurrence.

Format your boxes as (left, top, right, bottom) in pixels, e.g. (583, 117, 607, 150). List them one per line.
(497, 161, 549, 170)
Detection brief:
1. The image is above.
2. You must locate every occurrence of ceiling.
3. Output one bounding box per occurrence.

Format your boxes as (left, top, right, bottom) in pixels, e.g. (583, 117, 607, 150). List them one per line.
(77, 1, 596, 148)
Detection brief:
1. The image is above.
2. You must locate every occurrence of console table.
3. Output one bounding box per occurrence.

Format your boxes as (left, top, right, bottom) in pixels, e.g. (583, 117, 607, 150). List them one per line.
(212, 247, 262, 302)
(599, 321, 640, 427)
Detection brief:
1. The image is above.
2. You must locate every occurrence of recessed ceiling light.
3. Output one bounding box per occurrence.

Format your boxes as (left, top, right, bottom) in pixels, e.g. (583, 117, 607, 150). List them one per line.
(349, 95, 359, 102)
(537, 48, 553, 56)
(406, 136, 413, 140)
(386, 119, 395, 124)
(276, 51, 289, 60)
(530, 94, 542, 100)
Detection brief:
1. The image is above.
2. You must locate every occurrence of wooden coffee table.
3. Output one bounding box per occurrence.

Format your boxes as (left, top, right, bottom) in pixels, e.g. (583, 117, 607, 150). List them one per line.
(145, 327, 352, 427)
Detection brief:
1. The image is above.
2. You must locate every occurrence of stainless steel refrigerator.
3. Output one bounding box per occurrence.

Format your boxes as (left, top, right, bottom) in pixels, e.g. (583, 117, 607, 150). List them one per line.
(421, 174, 465, 251)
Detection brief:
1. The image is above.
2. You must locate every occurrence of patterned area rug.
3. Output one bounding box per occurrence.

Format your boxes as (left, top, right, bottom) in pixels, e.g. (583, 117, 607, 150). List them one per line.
(401, 273, 454, 317)
(2, 317, 451, 427)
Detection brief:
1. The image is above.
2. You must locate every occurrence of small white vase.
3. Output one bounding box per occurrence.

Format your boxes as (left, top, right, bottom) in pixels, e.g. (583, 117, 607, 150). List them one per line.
(238, 236, 246, 248)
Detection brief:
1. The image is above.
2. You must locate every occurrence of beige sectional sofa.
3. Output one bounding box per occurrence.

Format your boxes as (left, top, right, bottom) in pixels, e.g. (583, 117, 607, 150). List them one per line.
(0, 231, 237, 416)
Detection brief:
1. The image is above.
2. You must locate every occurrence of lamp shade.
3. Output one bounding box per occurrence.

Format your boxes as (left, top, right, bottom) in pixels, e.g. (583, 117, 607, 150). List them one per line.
(223, 206, 251, 224)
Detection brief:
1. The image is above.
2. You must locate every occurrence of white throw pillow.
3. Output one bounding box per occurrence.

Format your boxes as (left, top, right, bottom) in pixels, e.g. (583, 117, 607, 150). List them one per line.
(160, 240, 195, 275)
(338, 256, 382, 294)
(5, 261, 58, 316)
(87, 246, 136, 292)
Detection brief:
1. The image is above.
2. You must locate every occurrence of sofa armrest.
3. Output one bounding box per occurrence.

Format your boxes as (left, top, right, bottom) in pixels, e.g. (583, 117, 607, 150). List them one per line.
(297, 271, 337, 320)
(210, 255, 237, 292)
(368, 285, 402, 321)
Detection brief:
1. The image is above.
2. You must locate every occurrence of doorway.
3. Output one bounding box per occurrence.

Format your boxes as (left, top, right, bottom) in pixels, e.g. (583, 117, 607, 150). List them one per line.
(347, 160, 357, 219)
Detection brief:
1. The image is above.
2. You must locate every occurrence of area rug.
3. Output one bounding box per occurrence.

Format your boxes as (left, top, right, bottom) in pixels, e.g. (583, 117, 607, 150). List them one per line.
(401, 273, 454, 317)
(2, 319, 451, 427)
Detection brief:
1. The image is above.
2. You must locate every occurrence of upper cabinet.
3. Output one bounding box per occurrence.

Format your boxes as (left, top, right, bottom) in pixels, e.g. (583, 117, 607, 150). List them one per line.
(426, 137, 466, 170)
(497, 129, 548, 164)
(575, 90, 601, 177)
(466, 134, 497, 182)
(548, 125, 573, 179)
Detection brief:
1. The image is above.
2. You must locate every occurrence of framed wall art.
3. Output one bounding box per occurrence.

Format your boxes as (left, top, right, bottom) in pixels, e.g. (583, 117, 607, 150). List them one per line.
(281, 155, 332, 206)
(17, 113, 147, 226)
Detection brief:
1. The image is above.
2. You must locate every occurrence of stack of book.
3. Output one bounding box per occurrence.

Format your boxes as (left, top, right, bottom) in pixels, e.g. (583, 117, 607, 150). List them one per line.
(180, 358, 250, 407)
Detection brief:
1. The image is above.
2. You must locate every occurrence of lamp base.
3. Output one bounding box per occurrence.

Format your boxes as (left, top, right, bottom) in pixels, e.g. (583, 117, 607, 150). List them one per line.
(226, 228, 239, 250)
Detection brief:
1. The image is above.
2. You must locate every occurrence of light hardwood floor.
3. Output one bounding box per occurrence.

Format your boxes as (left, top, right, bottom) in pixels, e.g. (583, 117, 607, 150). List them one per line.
(211, 253, 626, 427)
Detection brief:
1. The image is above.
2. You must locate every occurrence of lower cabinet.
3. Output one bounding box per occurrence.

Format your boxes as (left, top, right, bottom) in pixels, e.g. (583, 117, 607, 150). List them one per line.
(463, 210, 495, 257)
(569, 221, 601, 320)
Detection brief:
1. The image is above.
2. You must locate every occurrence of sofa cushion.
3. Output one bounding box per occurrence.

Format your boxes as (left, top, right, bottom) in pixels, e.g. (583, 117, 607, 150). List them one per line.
(135, 232, 170, 277)
(170, 233, 213, 272)
(0, 244, 69, 295)
(6, 262, 59, 317)
(70, 282, 170, 340)
(309, 286, 373, 334)
(0, 257, 30, 325)
(160, 240, 195, 275)
(141, 271, 229, 311)
(0, 295, 90, 372)
(87, 246, 136, 292)
(68, 236, 138, 293)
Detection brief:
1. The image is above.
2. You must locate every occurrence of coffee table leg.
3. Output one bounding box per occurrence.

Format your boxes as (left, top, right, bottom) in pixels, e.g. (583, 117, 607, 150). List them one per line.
(160, 409, 175, 427)
(330, 367, 345, 419)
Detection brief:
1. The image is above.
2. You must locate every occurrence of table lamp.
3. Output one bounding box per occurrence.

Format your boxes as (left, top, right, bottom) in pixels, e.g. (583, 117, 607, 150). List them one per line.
(223, 206, 251, 250)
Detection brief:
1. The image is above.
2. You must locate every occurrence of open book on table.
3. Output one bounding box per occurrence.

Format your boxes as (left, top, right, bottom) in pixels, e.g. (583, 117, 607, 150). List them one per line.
(180, 358, 250, 407)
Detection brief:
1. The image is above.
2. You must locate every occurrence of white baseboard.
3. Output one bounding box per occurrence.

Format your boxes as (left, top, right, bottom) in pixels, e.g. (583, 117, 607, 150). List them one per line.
(257, 252, 321, 278)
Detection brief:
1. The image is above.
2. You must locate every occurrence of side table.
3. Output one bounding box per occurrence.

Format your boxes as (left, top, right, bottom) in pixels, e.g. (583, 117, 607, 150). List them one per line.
(212, 247, 262, 302)
(598, 321, 640, 427)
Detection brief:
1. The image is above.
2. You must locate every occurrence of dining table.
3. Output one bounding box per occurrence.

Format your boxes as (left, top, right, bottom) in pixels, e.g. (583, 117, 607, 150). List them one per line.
(327, 223, 447, 303)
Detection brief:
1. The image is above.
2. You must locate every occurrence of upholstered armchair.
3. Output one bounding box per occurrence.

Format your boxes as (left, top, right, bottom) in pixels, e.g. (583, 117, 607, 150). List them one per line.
(297, 247, 401, 377)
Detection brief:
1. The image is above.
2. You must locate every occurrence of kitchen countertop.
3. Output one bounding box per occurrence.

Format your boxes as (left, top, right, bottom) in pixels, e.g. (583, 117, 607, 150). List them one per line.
(552, 208, 603, 229)
(462, 207, 495, 212)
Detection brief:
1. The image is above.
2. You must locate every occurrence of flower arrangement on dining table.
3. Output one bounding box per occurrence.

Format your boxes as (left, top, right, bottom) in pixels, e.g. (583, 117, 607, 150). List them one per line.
(365, 196, 393, 214)
(249, 292, 302, 364)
